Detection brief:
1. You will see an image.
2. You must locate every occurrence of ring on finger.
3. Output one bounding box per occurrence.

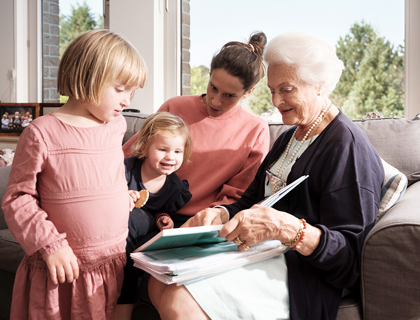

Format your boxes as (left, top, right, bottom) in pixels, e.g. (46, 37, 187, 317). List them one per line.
(233, 236, 244, 246)
(243, 244, 250, 250)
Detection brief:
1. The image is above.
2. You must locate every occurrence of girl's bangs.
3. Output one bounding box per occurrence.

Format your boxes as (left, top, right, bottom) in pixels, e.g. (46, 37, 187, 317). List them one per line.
(116, 47, 147, 89)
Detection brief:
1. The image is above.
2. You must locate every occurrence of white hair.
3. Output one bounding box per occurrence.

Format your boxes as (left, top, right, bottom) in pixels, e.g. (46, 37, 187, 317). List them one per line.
(263, 31, 344, 95)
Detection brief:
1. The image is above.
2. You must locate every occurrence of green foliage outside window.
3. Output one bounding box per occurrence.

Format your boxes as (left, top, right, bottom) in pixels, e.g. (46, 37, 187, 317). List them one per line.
(192, 22, 404, 120)
(190, 65, 210, 95)
(332, 22, 404, 119)
(246, 76, 272, 115)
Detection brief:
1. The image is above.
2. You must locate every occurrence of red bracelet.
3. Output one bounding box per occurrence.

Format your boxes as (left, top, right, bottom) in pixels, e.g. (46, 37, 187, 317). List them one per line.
(156, 213, 171, 224)
(291, 218, 307, 251)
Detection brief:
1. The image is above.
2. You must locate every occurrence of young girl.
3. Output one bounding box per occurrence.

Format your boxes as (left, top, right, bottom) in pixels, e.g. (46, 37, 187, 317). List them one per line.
(1, 30, 146, 319)
(115, 112, 192, 320)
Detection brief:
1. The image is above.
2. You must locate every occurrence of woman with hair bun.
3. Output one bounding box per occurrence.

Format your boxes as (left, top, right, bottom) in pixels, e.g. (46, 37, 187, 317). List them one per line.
(120, 32, 270, 318)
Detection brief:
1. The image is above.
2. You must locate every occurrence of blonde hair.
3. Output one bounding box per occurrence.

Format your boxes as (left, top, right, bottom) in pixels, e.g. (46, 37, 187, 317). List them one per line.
(57, 29, 147, 104)
(132, 112, 192, 163)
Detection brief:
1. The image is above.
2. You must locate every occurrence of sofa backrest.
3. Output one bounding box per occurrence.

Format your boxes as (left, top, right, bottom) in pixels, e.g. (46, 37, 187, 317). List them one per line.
(353, 115, 420, 186)
(123, 112, 420, 186)
(0, 166, 11, 229)
(122, 113, 149, 145)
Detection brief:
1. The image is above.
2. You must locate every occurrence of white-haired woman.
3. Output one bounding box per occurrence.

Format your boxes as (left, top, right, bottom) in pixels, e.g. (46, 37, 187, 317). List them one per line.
(150, 31, 384, 320)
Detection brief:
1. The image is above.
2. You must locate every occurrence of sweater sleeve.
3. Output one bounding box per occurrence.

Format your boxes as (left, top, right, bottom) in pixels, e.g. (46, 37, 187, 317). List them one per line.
(1, 125, 68, 260)
(300, 137, 383, 289)
(209, 121, 270, 207)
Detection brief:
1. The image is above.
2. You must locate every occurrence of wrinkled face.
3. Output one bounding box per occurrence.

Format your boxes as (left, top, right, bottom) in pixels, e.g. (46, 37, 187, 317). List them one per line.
(85, 82, 136, 123)
(205, 68, 252, 117)
(143, 132, 186, 177)
(267, 63, 321, 129)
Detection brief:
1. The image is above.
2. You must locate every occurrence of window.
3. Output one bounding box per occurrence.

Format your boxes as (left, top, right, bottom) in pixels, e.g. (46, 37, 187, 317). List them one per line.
(43, 0, 104, 103)
(186, 1, 406, 120)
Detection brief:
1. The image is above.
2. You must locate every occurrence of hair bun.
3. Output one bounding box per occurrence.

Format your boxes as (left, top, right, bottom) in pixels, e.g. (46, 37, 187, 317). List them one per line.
(249, 31, 267, 56)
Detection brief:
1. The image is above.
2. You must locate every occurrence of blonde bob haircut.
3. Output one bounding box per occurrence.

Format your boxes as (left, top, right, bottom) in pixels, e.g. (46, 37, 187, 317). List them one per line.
(264, 31, 344, 95)
(132, 112, 192, 163)
(57, 29, 147, 104)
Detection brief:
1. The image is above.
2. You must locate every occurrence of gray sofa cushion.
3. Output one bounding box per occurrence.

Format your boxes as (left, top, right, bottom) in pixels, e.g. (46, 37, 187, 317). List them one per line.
(0, 229, 24, 273)
(354, 114, 420, 186)
(0, 166, 11, 230)
(122, 112, 149, 145)
(0, 166, 25, 273)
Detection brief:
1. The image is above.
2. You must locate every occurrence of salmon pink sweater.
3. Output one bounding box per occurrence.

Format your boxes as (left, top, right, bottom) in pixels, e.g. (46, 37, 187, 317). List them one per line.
(123, 95, 269, 216)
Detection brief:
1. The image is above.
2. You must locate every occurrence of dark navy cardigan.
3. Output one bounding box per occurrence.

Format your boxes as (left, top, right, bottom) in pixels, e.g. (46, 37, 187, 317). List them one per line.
(225, 111, 384, 319)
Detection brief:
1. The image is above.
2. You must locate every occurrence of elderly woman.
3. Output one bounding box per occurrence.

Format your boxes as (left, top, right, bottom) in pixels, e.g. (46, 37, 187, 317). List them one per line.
(149, 31, 384, 320)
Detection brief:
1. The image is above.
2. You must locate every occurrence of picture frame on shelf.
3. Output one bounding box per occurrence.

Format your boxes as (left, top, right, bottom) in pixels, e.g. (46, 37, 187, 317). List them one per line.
(40, 103, 63, 116)
(0, 103, 40, 136)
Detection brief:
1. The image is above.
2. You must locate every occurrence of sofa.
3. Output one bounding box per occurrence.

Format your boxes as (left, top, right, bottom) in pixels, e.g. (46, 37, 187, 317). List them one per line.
(1, 111, 420, 320)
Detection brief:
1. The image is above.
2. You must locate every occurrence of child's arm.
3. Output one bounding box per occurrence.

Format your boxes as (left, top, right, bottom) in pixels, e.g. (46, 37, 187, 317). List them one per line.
(156, 213, 174, 230)
(2, 125, 69, 261)
(128, 190, 140, 211)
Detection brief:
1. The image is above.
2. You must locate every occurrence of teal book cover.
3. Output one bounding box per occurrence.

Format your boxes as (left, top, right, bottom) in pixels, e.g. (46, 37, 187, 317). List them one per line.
(134, 225, 226, 252)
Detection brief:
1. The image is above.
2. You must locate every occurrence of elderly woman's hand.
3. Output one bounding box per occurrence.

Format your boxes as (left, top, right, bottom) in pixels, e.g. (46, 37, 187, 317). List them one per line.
(219, 205, 299, 249)
(181, 207, 229, 228)
(219, 205, 322, 255)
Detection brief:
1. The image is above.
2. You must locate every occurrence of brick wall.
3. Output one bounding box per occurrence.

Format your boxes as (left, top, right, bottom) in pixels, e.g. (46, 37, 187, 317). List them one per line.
(43, 0, 60, 102)
(181, 0, 190, 96)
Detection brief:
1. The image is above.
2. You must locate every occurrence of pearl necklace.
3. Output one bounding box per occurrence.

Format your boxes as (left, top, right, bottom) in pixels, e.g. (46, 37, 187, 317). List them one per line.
(270, 101, 332, 193)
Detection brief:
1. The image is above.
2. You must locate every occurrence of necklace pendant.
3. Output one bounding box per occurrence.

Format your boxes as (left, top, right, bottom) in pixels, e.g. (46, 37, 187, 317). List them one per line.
(270, 174, 287, 193)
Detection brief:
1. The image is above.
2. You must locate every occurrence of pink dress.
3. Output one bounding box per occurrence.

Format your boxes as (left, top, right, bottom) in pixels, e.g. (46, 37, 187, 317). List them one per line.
(2, 114, 130, 320)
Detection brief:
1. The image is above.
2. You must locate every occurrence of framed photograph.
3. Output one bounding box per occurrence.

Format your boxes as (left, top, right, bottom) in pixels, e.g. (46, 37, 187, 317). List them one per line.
(40, 103, 63, 116)
(0, 103, 40, 136)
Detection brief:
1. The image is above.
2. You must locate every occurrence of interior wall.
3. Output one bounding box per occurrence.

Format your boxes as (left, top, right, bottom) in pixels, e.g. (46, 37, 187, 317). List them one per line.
(110, 0, 161, 114)
(110, 0, 180, 114)
(0, 1, 15, 103)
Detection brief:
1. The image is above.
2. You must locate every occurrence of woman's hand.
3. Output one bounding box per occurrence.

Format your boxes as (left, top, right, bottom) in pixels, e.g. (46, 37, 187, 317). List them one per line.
(219, 205, 300, 250)
(183, 207, 229, 228)
(219, 205, 322, 255)
(45, 245, 79, 284)
(128, 190, 140, 211)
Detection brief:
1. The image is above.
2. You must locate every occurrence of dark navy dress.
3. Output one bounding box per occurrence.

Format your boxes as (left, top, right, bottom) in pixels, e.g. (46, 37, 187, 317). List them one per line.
(118, 156, 192, 304)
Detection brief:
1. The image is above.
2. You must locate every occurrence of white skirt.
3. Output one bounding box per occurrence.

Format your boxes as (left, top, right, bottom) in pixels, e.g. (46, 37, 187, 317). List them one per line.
(185, 254, 290, 320)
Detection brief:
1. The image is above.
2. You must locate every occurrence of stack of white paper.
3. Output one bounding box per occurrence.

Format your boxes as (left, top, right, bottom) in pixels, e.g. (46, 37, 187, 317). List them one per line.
(131, 240, 287, 285)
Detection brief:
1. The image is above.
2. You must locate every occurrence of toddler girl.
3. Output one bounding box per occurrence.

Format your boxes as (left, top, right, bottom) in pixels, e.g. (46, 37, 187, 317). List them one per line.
(115, 112, 192, 319)
(2, 29, 146, 319)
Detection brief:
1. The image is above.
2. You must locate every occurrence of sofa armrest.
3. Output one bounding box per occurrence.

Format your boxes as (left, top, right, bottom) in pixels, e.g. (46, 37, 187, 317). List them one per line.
(0, 166, 11, 230)
(361, 181, 420, 320)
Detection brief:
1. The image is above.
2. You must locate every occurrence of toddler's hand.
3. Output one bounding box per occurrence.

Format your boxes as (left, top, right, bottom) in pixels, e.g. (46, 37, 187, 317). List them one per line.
(128, 190, 140, 211)
(45, 245, 79, 284)
(157, 214, 174, 231)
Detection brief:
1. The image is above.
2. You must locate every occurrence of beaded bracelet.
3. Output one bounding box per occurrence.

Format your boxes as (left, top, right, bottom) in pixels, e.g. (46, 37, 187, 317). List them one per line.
(292, 218, 307, 251)
(282, 218, 305, 248)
